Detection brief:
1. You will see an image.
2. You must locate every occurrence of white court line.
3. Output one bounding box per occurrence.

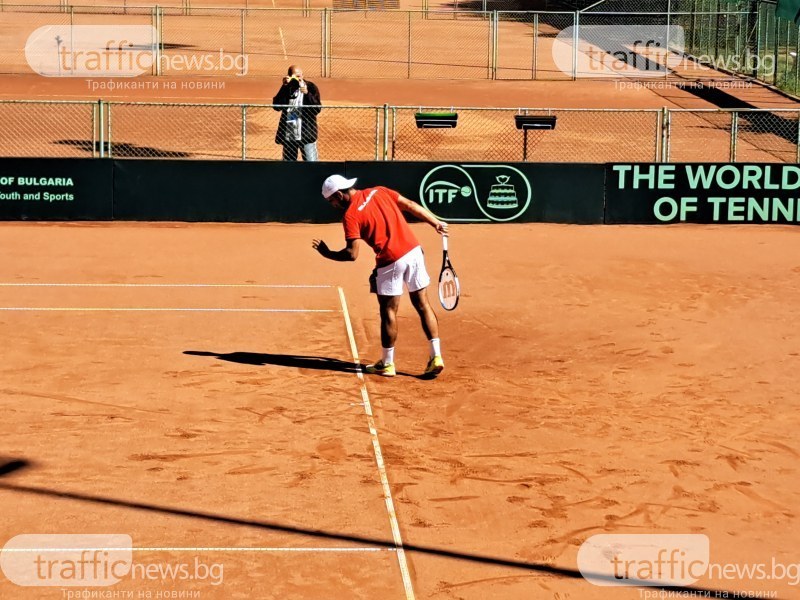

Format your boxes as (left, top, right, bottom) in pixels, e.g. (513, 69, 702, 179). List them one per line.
(0, 308, 334, 313)
(0, 283, 332, 288)
(279, 27, 287, 61)
(2, 547, 389, 553)
(337, 287, 416, 600)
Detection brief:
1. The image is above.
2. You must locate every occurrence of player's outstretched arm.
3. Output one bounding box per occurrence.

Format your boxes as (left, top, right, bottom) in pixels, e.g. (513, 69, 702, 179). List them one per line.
(312, 238, 360, 262)
(397, 195, 448, 235)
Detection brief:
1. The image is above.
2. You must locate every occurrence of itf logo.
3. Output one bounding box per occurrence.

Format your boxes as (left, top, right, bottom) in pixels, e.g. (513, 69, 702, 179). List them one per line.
(419, 164, 532, 222)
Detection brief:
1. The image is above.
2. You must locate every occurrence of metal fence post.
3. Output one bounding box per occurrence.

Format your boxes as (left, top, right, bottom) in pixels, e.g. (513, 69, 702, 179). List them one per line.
(321, 9, 326, 77)
(69, 6, 74, 75)
(487, 12, 492, 80)
(156, 6, 163, 76)
(390, 104, 397, 160)
(532, 12, 538, 80)
(730, 110, 738, 161)
(240, 8, 246, 76)
(326, 9, 332, 77)
(492, 11, 499, 80)
(241, 105, 247, 160)
(107, 102, 112, 158)
(98, 100, 105, 158)
(150, 6, 156, 76)
(782, 20, 789, 87)
(407, 11, 412, 79)
(773, 10, 780, 86)
(665, 0, 671, 79)
(662, 107, 671, 162)
(374, 107, 379, 161)
(92, 101, 98, 158)
(572, 11, 579, 81)
(796, 111, 800, 164)
(752, 1, 761, 78)
(383, 104, 390, 161)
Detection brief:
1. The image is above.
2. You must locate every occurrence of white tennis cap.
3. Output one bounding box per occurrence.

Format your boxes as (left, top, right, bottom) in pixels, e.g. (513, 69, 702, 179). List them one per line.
(322, 175, 357, 199)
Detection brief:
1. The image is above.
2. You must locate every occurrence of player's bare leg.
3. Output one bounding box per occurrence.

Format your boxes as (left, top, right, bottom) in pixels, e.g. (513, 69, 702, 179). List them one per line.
(410, 288, 444, 378)
(366, 295, 401, 377)
(409, 288, 439, 340)
(378, 294, 401, 348)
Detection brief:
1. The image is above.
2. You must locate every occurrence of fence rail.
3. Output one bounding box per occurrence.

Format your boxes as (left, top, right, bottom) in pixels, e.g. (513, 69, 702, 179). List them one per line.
(1, 100, 799, 162)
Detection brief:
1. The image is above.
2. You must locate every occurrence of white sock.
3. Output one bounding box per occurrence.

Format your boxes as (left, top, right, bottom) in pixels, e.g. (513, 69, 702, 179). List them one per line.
(429, 338, 441, 358)
(382, 347, 395, 365)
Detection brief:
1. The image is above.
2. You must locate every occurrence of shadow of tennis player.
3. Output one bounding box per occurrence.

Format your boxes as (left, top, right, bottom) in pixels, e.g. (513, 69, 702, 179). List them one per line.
(0, 459, 30, 477)
(183, 351, 419, 378)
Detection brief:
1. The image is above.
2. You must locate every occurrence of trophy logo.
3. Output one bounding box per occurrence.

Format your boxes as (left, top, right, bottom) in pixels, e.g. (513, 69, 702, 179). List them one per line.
(486, 175, 519, 210)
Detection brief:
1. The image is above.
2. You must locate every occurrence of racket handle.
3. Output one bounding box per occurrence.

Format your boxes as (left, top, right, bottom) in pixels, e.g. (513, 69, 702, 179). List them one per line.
(442, 235, 448, 252)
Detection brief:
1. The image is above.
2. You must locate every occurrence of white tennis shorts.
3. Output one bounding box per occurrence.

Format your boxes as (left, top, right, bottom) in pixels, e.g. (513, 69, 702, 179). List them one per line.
(374, 246, 430, 296)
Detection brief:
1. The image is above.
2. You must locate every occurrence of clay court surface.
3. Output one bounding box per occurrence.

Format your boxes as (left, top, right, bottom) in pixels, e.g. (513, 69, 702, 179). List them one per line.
(2, 0, 800, 164)
(0, 222, 798, 599)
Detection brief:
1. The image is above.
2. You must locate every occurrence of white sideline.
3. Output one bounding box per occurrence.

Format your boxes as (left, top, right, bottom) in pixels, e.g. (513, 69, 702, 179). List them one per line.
(0, 282, 335, 312)
(337, 287, 416, 600)
(0, 307, 334, 313)
(0, 283, 332, 288)
(1, 547, 389, 553)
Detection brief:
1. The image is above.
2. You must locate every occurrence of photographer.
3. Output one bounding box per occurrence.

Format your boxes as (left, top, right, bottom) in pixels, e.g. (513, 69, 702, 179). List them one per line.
(272, 65, 321, 161)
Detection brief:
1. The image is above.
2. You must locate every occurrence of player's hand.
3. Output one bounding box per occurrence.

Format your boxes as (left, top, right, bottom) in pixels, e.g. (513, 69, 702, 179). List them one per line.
(435, 221, 449, 235)
(312, 239, 329, 256)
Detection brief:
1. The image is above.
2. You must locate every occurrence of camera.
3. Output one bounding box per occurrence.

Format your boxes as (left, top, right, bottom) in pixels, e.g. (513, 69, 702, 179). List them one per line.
(287, 75, 302, 91)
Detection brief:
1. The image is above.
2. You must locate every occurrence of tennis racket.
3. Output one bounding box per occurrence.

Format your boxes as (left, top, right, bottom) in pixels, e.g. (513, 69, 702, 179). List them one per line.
(438, 235, 460, 311)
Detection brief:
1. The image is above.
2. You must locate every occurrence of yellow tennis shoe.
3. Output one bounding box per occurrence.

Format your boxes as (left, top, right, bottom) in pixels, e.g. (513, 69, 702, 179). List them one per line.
(424, 356, 444, 378)
(365, 360, 396, 377)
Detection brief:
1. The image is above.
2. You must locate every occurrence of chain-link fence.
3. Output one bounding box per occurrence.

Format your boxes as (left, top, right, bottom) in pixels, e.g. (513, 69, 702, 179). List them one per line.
(3, 100, 799, 162)
(256, 9, 497, 80)
(0, 0, 310, 9)
(107, 102, 242, 158)
(666, 107, 800, 161)
(5, 0, 800, 86)
(246, 104, 383, 160)
(8, 3, 774, 81)
(390, 106, 661, 161)
(81, 102, 384, 159)
(667, 108, 734, 161)
(0, 100, 98, 157)
(495, 11, 576, 80)
(582, 0, 800, 95)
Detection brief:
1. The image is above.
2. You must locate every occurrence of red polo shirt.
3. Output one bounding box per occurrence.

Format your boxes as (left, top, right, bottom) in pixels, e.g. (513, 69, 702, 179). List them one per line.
(343, 187, 419, 267)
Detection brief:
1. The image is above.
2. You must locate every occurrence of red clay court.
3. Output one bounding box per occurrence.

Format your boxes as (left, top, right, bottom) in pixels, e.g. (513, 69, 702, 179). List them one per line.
(1, 1, 799, 598)
(0, 223, 798, 599)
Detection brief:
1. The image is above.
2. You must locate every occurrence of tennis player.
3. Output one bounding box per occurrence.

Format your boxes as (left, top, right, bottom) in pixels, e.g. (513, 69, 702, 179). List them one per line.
(312, 174, 448, 378)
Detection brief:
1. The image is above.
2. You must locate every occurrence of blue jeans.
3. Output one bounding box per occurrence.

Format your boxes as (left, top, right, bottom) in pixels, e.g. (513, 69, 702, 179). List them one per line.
(282, 141, 318, 161)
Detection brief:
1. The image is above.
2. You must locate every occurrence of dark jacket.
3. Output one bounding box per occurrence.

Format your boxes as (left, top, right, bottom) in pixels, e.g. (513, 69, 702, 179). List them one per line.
(272, 80, 322, 145)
